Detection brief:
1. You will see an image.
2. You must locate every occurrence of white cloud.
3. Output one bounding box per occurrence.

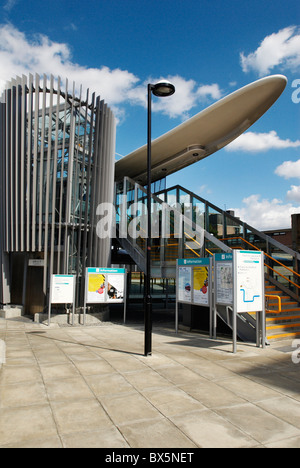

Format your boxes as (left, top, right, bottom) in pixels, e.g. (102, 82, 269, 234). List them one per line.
(0, 24, 139, 122)
(287, 185, 300, 203)
(127, 75, 222, 120)
(233, 194, 300, 230)
(226, 131, 300, 153)
(197, 83, 222, 100)
(153, 77, 222, 120)
(275, 159, 300, 203)
(275, 159, 300, 179)
(0, 24, 222, 123)
(240, 26, 300, 76)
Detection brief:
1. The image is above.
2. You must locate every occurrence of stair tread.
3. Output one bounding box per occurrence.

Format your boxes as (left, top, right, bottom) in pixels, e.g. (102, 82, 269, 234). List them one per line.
(267, 331, 300, 340)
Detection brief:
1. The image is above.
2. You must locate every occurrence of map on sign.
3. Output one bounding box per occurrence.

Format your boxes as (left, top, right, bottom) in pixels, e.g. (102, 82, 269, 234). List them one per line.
(216, 261, 233, 305)
(235, 251, 263, 313)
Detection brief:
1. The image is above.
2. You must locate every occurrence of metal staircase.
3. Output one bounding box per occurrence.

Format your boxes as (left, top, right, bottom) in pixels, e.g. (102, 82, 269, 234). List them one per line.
(265, 281, 300, 341)
(114, 177, 300, 342)
(223, 237, 300, 341)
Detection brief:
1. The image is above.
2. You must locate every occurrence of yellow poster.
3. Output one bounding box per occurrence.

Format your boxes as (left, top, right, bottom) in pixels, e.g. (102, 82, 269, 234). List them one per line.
(193, 266, 209, 304)
(87, 273, 106, 302)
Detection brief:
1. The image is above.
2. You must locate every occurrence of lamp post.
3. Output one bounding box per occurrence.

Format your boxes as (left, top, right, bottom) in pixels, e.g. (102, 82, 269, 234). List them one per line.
(145, 80, 175, 357)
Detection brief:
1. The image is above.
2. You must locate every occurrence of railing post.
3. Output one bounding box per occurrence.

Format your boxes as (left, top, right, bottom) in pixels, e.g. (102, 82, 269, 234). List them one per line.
(294, 255, 300, 298)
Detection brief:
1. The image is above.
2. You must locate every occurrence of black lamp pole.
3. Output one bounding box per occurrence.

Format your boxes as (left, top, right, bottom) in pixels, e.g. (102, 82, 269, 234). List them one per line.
(144, 81, 175, 357)
(144, 83, 153, 357)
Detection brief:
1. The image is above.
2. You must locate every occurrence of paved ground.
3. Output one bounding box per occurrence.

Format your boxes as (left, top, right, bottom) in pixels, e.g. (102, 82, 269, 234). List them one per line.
(0, 315, 300, 448)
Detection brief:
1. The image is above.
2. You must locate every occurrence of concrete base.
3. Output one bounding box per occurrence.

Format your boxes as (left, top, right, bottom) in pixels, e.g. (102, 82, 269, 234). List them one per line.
(34, 309, 110, 326)
(0, 305, 24, 319)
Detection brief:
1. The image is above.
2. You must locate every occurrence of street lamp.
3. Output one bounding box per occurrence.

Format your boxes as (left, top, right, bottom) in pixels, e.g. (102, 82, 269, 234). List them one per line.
(145, 80, 175, 357)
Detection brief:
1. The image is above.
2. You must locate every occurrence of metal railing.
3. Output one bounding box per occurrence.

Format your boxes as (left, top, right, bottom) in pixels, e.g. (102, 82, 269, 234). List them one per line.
(265, 294, 282, 314)
(222, 236, 300, 296)
(114, 177, 231, 275)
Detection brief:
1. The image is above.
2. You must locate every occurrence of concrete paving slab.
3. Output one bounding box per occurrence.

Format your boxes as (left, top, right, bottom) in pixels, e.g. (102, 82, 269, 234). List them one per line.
(0, 317, 300, 448)
(119, 417, 197, 449)
(50, 398, 114, 435)
(61, 427, 130, 449)
(101, 392, 162, 426)
(216, 402, 300, 445)
(170, 409, 258, 448)
(0, 404, 58, 447)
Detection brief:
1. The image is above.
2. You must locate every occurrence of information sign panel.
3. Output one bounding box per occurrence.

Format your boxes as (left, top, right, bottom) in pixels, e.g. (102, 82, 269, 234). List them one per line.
(84, 267, 127, 325)
(215, 253, 233, 305)
(235, 250, 264, 313)
(213, 251, 265, 353)
(86, 267, 126, 304)
(48, 274, 76, 326)
(50, 275, 75, 304)
(177, 258, 211, 305)
(176, 258, 212, 335)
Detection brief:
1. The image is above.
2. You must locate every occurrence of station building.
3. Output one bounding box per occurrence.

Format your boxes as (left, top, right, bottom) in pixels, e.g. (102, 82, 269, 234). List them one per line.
(0, 74, 115, 314)
(1, 72, 295, 335)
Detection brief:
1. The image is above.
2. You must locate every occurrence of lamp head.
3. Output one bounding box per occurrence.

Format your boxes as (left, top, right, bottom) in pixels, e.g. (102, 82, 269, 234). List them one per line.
(152, 80, 175, 97)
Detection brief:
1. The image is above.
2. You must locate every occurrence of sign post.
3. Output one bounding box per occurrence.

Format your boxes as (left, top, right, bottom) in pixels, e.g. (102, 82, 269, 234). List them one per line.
(84, 267, 127, 325)
(214, 253, 234, 340)
(233, 250, 265, 353)
(176, 258, 213, 335)
(48, 275, 76, 326)
(214, 251, 265, 353)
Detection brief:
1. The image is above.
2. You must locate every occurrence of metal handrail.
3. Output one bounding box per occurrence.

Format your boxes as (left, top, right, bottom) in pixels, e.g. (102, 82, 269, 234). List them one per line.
(156, 184, 300, 262)
(265, 294, 282, 313)
(222, 236, 300, 292)
(222, 236, 300, 279)
(116, 177, 231, 260)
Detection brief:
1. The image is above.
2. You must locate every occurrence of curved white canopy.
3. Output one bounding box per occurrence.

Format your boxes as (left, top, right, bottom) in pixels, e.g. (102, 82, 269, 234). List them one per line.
(115, 75, 287, 185)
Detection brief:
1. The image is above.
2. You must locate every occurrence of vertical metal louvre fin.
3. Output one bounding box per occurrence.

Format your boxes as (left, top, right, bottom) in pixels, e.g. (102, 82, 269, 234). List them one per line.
(75, 87, 89, 304)
(20, 75, 27, 252)
(26, 74, 33, 251)
(10, 79, 16, 252)
(14, 77, 20, 252)
(57, 77, 68, 273)
(38, 75, 47, 252)
(5, 87, 11, 252)
(32, 73, 40, 251)
(49, 76, 61, 280)
(43, 74, 54, 294)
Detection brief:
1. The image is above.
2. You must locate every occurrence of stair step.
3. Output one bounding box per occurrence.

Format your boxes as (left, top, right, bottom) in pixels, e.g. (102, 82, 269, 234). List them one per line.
(267, 303, 299, 311)
(267, 301, 297, 305)
(267, 330, 300, 341)
(265, 277, 300, 340)
(267, 322, 300, 337)
(266, 314, 300, 323)
(266, 290, 289, 297)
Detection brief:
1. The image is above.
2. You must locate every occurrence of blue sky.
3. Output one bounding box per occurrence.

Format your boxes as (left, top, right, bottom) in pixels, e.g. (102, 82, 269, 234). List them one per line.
(0, 0, 299, 230)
